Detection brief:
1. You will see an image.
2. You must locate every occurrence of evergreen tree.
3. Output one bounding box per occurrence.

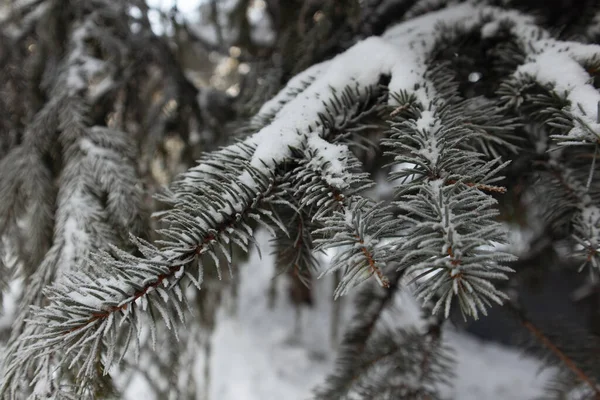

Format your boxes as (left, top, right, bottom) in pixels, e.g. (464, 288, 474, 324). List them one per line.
(1, 0, 600, 398)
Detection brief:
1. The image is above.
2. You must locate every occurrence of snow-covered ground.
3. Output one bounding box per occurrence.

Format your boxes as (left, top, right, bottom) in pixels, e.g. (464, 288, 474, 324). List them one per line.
(209, 235, 343, 400)
(207, 231, 552, 400)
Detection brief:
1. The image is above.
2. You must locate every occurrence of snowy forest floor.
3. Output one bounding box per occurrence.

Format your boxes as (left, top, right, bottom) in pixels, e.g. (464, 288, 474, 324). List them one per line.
(127, 230, 553, 400)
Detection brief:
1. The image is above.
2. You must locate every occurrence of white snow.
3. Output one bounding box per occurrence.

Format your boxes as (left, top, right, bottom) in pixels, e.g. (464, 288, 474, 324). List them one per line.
(479, 7, 600, 143)
(241, 4, 477, 184)
(124, 373, 156, 400)
(415, 110, 438, 132)
(481, 20, 502, 39)
(580, 205, 600, 246)
(209, 230, 342, 399)
(517, 48, 600, 142)
(306, 135, 351, 189)
(64, 21, 113, 97)
(246, 37, 401, 172)
(0, 278, 23, 332)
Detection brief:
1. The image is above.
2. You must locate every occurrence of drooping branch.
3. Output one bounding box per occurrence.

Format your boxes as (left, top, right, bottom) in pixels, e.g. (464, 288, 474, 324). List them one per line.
(505, 300, 600, 398)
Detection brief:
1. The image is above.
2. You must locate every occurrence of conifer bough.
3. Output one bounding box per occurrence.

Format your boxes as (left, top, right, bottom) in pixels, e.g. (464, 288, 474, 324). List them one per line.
(2, 0, 600, 398)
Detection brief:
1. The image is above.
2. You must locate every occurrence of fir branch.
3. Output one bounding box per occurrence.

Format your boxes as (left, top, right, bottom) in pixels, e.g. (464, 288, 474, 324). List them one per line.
(271, 202, 318, 288)
(383, 84, 515, 319)
(498, 33, 600, 147)
(315, 199, 394, 296)
(304, 187, 394, 297)
(394, 179, 515, 319)
(1, 106, 147, 398)
(294, 141, 395, 296)
(0, 99, 61, 279)
(532, 156, 600, 271)
(522, 320, 600, 397)
(314, 279, 454, 400)
(2, 158, 282, 393)
(505, 301, 600, 398)
(6, 3, 600, 397)
(1, 8, 147, 395)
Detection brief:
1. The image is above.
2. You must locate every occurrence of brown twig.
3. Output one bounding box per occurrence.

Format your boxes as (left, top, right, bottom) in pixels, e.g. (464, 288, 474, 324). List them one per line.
(446, 246, 461, 267)
(523, 320, 600, 397)
(390, 103, 409, 117)
(445, 179, 507, 194)
(358, 238, 390, 288)
(506, 301, 600, 397)
(66, 180, 277, 334)
(326, 182, 389, 288)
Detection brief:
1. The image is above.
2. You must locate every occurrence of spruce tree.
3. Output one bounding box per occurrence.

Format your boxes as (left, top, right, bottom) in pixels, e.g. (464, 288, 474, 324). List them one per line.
(1, 0, 600, 398)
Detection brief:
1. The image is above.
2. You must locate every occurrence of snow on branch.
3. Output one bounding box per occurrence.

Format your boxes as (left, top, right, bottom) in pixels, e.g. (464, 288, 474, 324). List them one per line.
(236, 3, 532, 186)
(513, 46, 600, 145)
(489, 11, 600, 145)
